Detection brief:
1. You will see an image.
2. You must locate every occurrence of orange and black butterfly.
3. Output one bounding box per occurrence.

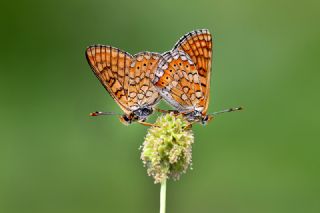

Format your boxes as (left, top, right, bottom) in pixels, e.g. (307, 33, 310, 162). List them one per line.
(153, 29, 241, 124)
(86, 45, 162, 125)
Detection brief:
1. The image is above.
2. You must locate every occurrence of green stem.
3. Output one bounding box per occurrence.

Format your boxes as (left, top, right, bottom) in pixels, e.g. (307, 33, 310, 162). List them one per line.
(160, 179, 167, 213)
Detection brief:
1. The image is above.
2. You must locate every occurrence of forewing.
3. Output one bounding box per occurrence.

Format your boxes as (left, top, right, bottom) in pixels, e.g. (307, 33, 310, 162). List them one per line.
(153, 50, 206, 113)
(128, 52, 162, 110)
(86, 45, 132, 114)
(173, 29, 212, 114)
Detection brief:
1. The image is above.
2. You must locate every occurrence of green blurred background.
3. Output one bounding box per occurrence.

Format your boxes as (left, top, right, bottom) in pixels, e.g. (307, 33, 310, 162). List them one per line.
(1, 0, 319, 212)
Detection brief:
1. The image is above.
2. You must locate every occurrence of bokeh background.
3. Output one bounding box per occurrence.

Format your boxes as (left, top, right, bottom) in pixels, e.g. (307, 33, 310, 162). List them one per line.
(1, 0, 319, 212)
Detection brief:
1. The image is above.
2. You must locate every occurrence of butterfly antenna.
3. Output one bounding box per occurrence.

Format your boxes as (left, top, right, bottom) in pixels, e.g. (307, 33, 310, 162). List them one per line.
(209, 107, 243, 116)
(89, 111, 122, 116)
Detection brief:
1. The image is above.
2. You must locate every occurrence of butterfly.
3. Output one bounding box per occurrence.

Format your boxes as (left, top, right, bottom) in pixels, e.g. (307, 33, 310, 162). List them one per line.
(86, 45, 162, 125)
(153, 29, 242, 124)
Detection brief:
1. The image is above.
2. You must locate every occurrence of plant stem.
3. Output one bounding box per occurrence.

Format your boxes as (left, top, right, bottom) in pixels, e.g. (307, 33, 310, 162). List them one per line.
(160, 179, 167, 213)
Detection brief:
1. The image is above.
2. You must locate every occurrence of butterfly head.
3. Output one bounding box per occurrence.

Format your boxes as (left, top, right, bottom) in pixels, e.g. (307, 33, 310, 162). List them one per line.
(119, 114, 133, 125)
(183, 110, 213, 125)
(119, 107, 154, 125)
(200, 114, 213, 125)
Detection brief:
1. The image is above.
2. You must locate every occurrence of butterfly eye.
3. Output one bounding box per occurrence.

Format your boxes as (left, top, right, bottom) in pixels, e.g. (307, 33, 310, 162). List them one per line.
(123, 115, 130, 122)
(186, 65, 189, 68)
(137, 66, 140, 69)
(179, 63, 182, 66)
(143, 63, 147, 66)
(201, 116, 209, 125)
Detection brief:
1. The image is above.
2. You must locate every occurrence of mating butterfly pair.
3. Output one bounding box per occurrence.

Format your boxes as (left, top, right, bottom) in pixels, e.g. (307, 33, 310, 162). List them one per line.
(86, 29, 241, 126)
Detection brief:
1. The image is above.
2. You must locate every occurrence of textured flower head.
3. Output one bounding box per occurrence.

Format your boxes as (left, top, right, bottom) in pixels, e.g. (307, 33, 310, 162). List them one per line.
(140, 113, 194, 183)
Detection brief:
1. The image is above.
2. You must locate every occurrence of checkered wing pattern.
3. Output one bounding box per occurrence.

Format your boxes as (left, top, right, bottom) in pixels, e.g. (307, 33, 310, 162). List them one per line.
(173, 29, 212, 114)
(86, 45, 161, 114)
(128, 52, 162, 110)
(153, 29, 212, 115)
(153, 50, 206, 113)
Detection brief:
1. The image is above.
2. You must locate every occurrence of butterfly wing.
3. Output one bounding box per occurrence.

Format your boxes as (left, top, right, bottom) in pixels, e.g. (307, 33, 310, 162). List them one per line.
(86, 45, 161, 114)
(128, 52, 162, 110)
(153, 50, 206, 113)
(172, 29, 212, 114)
(86, 45, 133, 114)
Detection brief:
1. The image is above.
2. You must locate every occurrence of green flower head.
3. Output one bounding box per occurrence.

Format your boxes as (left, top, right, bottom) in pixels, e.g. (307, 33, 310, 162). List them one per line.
(140, 113, 194, 184)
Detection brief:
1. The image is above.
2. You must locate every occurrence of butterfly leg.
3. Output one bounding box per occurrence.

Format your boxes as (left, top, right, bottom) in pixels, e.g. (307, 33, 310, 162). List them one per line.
(184, 121, 194, 130)
(137, 121, 159, 127)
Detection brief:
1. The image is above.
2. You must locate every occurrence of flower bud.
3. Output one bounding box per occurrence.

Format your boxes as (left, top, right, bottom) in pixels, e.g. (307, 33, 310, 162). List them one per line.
(140, 113, 194, 183)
